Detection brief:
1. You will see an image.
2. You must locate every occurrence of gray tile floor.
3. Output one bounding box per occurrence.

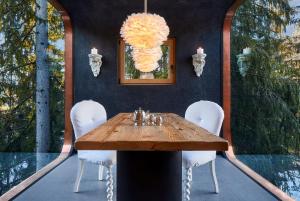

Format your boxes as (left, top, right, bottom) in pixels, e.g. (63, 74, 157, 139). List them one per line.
(14, 155, 277, 201)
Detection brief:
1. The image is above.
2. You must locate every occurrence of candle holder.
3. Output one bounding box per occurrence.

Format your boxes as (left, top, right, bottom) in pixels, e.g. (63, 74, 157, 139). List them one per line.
(192, 52, 207, 77)
(89, 48, 103, 77)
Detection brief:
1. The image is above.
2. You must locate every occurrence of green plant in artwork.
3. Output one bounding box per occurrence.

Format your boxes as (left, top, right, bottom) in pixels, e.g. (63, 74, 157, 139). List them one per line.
(124, 45, 140, 79)
(124, 44, 170, 79)
(153, 45, 169, 79)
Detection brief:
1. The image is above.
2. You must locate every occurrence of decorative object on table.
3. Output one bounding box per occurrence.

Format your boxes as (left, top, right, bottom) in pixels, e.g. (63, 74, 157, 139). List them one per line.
(149, 114, 156, 125)
(119, 38, 175, 85)
(144, 110, 151, 125)
(133, 109, 164, 126)
(133, 107, 145, 126)
(89, 48, 103, 77)
(155, 115, 163, 126)
(120, 0, 169, 72)
(192, 47, 207, 77)
(149, 114, 163, 126)
(237, 47, 252, 77)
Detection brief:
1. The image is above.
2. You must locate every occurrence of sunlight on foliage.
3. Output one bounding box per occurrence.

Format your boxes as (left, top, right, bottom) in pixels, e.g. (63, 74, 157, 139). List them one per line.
(0, 1, 65, 152)
(231, 0, 300, 155)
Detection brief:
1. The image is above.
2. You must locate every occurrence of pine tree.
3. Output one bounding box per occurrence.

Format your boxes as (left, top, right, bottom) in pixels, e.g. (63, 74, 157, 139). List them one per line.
(0, 0, 65, 193)
(231, 0, 300, 155)
(0, 0, 65, 152)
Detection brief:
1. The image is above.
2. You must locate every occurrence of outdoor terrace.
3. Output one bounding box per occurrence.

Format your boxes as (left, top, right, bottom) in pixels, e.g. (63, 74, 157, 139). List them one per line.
(13, 155, 277, 201)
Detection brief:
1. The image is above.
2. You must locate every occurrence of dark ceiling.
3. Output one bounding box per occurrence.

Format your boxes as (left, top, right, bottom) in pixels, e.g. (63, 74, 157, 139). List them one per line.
(58, 0, 230, 20)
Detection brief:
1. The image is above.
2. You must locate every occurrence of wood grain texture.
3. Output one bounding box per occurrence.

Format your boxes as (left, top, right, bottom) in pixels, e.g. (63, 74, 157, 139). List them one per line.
(75, 113, 228, 151)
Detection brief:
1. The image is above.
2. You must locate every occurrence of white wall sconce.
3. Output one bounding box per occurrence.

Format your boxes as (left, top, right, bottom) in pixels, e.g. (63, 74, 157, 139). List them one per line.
(237, 47, 251, 77)
(89, 47, 103, 77)
(192, 47, 207, 77)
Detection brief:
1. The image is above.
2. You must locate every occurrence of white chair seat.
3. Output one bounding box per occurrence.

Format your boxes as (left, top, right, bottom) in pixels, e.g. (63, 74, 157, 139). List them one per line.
(182, 151, 216, 167)
(183, 101, 224, 200)
(71, 100, 115, 201)
(78, 150, 116, 164)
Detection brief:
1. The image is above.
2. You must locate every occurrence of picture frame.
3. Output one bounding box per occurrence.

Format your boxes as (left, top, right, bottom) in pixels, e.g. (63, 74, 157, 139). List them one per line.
(119, 38, 176, 85)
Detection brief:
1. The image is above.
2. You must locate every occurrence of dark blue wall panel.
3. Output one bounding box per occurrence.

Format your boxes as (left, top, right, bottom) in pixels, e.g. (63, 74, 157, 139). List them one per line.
(59, 0, 235, 118)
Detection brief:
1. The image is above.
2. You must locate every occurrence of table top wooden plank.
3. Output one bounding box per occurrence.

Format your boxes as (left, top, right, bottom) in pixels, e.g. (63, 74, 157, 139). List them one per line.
(75, 113, 228, 151)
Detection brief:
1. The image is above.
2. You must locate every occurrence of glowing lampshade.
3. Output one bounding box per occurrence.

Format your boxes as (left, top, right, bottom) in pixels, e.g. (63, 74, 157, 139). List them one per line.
(120, 13, 169, 49)
(120, 1, 169, 73)
(132, 47, 162, 72)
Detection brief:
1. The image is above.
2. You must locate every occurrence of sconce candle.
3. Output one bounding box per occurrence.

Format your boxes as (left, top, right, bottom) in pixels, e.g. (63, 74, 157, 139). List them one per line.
(91, 48, 98, 55)
(89, 48, 102, 77)
(197, 47, 204, 54)
(192, 47, 206, 77)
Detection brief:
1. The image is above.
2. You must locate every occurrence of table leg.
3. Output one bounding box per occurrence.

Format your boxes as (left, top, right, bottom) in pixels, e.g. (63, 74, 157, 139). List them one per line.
(117, 151, 182, 201)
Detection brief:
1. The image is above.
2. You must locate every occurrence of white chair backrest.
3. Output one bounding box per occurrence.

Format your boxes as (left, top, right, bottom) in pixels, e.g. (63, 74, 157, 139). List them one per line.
(70, 100, 107, 139)
(185, 101, 224, 136)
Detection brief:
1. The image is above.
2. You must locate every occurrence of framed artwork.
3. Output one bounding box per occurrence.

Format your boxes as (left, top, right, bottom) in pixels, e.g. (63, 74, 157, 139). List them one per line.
(119, 38, 175, 85)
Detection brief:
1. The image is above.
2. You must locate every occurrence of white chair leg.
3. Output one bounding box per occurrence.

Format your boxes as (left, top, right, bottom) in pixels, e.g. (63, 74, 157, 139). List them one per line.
(106, 165, 113, 201)
(184, 166, 193, 201)
(98, 165, 105, 181)
(210, 160, 219, 193)
(74, 159, 85, 193)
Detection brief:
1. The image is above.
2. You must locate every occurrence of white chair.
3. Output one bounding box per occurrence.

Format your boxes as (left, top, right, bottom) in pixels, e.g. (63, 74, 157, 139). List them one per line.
(183, 100, 224, 201)
(70, 100, 116, 201)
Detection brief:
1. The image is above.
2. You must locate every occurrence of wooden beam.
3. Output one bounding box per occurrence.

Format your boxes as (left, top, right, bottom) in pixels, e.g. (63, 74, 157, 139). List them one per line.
(222, 0, 244, 146)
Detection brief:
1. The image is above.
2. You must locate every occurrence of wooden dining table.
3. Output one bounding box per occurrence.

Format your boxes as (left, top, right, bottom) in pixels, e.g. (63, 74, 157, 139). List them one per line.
(75, 113, 228, 201)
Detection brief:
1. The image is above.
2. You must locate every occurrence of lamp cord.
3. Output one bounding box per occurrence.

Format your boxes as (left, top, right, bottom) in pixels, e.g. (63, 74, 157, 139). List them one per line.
(144, 0, 147, 13)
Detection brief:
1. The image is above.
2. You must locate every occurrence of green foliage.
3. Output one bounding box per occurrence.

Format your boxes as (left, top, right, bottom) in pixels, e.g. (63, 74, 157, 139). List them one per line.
(231, 0, 300, 155)
(153, 45, 169, 79)
(0, 1, 64, 152)
(124, 45, 140, 79)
